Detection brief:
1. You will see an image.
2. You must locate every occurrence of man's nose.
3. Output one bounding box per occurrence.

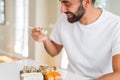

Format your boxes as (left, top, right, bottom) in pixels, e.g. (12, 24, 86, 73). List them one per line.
(60, 5, 67, 13)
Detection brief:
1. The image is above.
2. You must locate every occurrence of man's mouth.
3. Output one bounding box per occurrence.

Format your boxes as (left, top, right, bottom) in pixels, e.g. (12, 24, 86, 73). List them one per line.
(67, 14, 73, 19)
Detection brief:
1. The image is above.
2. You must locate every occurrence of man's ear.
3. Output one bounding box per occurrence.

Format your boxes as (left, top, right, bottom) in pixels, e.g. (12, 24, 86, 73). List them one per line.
(82, 0, 91, 8)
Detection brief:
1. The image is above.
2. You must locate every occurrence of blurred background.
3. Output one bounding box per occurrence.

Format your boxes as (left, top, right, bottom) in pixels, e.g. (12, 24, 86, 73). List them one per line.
(0, 0, 120, 69)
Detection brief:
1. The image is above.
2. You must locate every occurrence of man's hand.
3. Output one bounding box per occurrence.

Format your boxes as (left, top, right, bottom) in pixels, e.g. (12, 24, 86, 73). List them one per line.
(31, 27, 48, 42)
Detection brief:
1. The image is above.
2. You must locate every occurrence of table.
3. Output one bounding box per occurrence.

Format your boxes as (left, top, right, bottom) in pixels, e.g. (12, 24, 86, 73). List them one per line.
(0, 59, 91, 80)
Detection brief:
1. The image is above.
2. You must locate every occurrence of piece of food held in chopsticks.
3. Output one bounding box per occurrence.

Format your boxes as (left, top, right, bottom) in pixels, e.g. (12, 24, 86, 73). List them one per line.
(28, 26, 48, 35)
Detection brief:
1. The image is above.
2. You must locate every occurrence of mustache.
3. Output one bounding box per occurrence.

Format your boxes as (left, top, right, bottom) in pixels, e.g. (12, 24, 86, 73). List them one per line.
(65, 12, 73, 15)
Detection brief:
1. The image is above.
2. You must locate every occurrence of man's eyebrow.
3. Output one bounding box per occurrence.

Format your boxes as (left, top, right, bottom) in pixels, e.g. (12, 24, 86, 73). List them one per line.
(59, 0, 69, 3)
(59, 0, 69, 2)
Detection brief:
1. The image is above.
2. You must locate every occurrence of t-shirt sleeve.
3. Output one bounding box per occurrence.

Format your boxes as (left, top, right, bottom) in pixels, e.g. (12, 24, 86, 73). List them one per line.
(112, 22, 120, 56)
(50, 15, 64, 45)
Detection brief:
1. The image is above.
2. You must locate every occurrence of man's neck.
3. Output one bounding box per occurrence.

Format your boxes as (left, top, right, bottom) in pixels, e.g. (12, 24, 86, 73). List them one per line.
(79, 7, 102, 25)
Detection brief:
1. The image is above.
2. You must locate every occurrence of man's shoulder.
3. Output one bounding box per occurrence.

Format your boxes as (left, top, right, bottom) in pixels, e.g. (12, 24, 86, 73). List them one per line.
(104, 9, 120, 20)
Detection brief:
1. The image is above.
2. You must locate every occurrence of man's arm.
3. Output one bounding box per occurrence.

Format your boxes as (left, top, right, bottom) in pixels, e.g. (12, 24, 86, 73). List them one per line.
(31, 28, 63, 57)
(43, 39, 63, 57)
(97, 54, 120, 80)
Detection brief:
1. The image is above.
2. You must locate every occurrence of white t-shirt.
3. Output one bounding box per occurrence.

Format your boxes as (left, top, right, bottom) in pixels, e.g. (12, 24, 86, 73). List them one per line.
(50, 9, 120, 79)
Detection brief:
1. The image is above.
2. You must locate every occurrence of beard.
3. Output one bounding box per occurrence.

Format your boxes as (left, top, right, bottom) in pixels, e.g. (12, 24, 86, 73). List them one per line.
(65, 4, 85, 23)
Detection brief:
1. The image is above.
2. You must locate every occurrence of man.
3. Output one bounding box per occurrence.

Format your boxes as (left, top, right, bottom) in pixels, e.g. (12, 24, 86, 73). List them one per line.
(32, 0, 120, 79)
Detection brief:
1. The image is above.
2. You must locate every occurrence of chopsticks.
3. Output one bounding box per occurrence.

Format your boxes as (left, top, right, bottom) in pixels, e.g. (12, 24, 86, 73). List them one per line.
(27, 26, 48, 34)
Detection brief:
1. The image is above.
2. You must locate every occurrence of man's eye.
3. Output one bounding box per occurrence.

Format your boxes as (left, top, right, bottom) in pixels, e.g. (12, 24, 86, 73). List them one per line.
(65, 3, 71, 7)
